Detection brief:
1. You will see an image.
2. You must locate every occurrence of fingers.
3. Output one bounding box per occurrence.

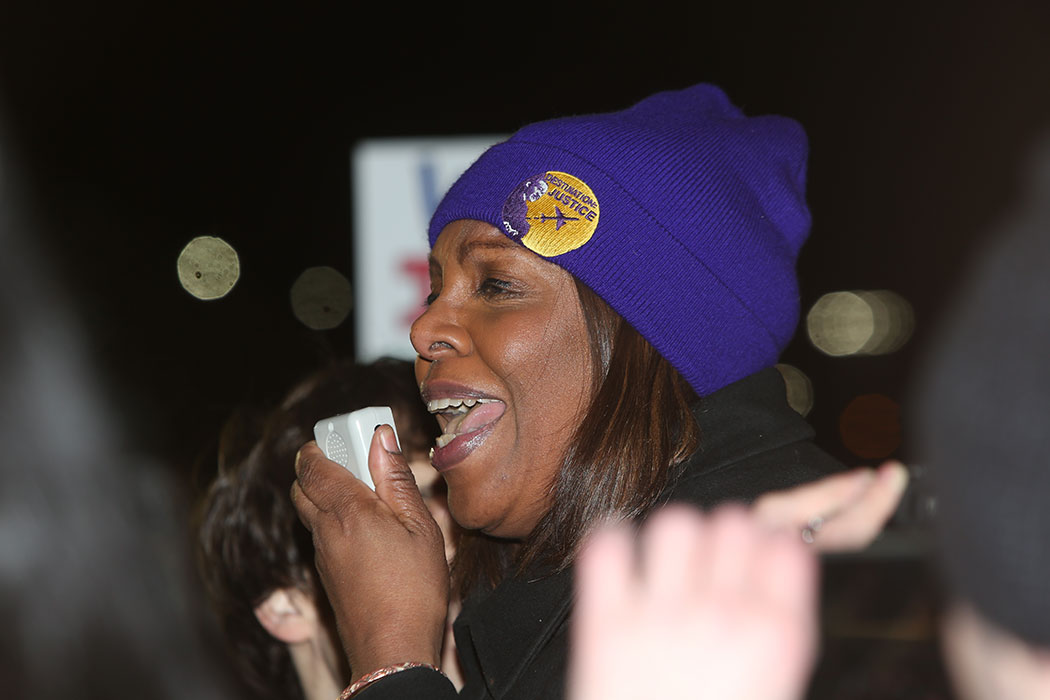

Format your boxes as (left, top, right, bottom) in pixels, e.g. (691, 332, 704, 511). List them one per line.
(750, 461, 910, 552)
(580, 505, 793, 612)
(706, 505, 758, 596)
(759, 527, 818, 623)
(294, 441, 369, 500)
(289, 479, 316, 532)
(752, 467, 875, 531)
(642, 505, 708, 601)
(292, 441, 374, 525)
(569, 505, 821, 700)
(751, 522, 820, 696)
(290, 432, 450, 676)
(369, 425, 437, 535)
(571, 520, 638, 700)
(575, 521, 634, 634)
(813, 460, 909, 551)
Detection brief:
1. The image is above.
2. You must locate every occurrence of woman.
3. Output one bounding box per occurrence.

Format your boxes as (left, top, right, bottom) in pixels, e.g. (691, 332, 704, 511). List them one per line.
(292, 83, 893, 699)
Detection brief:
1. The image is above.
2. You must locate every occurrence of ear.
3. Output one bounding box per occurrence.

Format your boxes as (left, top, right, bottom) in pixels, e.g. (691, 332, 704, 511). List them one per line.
(253, 588, 319, 645)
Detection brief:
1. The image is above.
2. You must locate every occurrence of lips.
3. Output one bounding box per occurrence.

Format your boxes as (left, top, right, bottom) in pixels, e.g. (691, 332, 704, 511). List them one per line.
(423, 382, 506, 471)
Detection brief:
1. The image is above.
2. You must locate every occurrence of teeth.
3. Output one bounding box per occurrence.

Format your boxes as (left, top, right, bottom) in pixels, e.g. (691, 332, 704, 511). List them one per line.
(426, 397, 496, 414)
(427, 396, 503, 451)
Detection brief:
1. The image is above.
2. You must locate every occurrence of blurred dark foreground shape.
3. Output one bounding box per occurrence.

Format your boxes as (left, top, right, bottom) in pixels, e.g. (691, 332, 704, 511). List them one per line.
(0, 118, 236, 699)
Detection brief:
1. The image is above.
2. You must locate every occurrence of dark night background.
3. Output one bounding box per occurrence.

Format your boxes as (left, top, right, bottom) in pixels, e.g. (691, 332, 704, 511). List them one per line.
(2, 2, 1048, 697)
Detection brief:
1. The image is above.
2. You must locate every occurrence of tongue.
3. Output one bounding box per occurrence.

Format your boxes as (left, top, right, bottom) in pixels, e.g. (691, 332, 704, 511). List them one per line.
(451, 402, 506, 436)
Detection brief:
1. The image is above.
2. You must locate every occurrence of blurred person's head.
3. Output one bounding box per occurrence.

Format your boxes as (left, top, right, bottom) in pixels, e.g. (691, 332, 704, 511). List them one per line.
(194, 356, 444, 700)
(0, 116, 233, 699)
(914, 133, 1050, 700)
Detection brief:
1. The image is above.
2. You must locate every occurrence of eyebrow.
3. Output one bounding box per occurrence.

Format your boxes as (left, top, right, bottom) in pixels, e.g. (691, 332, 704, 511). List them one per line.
(427, 236, 520, 270)
(457, 237, 519, 265)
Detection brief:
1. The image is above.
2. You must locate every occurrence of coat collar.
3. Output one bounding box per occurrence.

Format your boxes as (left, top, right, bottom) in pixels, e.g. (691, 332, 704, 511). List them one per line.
(455, 564, 572, 699)
(677, 365, 816, 479)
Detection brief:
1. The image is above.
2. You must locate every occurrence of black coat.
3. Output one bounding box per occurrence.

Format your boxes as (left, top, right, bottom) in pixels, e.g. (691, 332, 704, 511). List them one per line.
(358, 368, 846, 699)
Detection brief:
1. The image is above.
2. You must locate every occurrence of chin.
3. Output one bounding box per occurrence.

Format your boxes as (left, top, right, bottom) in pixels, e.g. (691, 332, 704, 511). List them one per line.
(445, 493, 489, 533)
(448, 500, 527, 540)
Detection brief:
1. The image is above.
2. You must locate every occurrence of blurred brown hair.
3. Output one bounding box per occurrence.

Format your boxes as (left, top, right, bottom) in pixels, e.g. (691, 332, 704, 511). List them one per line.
(193, 357, 439, 700)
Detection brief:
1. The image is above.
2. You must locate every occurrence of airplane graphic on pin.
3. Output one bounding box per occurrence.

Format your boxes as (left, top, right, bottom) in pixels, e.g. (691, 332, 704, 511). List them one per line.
(527, 206, 578, 230)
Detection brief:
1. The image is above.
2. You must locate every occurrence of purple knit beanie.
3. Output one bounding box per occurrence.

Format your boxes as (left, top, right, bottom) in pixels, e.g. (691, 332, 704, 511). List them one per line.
(429, 83, 811, 397)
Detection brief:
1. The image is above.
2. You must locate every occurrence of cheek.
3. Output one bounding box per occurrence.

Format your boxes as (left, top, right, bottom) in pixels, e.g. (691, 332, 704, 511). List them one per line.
(507, 316, 594, 471)
(500, 309, 592, 396)
(413, 355, 428, 386)
(537, 308, 593, 411)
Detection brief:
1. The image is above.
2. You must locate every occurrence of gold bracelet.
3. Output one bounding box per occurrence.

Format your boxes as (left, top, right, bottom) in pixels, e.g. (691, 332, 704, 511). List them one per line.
(339, 662, 445, 699)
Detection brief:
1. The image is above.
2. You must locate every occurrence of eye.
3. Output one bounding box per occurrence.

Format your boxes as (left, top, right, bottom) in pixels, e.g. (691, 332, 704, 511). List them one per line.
(478, 277, 516, 298)
(424, 259, 441, 306)
(424, 271, 442, 306)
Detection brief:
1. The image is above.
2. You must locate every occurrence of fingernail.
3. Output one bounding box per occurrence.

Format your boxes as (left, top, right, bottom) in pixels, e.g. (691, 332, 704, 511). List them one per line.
(882, 460, 910, 494)
(378, 425, 401, 454)
(294, 448, 302, 470)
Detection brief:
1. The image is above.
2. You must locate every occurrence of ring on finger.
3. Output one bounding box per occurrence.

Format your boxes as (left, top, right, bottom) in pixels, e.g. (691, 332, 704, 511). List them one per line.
(800, 516, 824, 544)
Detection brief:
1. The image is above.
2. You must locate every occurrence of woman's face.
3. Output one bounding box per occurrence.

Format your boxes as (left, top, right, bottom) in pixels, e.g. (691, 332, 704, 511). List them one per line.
(410, 220, 593, 539)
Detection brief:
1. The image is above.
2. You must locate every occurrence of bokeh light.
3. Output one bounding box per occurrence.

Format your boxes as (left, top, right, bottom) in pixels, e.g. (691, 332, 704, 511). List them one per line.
(290, 266, 352, 330)
(806, 291, 873, 356)
(858, 290, 915, 355)
(775, 363, 814, 416)
(176, 236, 240, 300)
(839, 393, 901, 460)
(806, 290, 914, 357)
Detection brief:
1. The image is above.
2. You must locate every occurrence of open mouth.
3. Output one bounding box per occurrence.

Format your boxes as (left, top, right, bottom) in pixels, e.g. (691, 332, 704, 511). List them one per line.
(427, 397, 506, 448)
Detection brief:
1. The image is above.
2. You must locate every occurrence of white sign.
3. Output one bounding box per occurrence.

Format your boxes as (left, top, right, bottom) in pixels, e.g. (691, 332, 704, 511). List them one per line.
(351, 136, 503, 362)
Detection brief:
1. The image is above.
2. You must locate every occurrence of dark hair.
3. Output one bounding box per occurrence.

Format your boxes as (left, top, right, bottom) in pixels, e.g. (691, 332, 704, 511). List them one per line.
(193, 357, 439, 700)
(451, 280, 700, 598)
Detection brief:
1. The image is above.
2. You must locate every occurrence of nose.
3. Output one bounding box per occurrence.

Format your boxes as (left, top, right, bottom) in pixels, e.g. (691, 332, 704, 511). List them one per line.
(410, 298, 471, 362)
